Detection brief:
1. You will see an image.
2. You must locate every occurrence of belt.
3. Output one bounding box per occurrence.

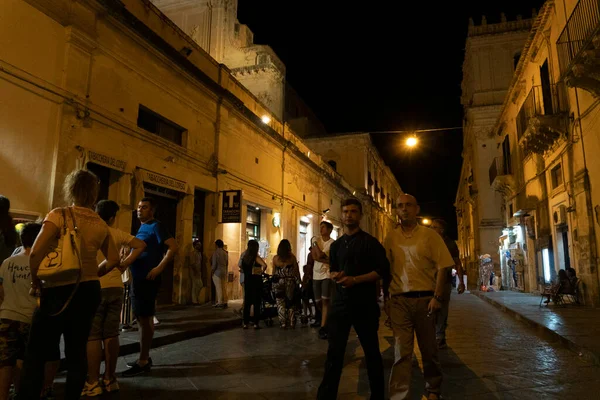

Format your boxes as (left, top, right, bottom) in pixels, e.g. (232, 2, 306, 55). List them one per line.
(397, 291, 434, 298)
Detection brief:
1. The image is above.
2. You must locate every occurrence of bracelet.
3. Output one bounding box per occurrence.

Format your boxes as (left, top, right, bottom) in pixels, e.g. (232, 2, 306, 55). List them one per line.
(434, 295, 443, 303)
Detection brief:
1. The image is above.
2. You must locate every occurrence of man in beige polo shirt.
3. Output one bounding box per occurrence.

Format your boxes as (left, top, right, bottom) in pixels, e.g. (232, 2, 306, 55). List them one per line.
(384, 194, 454, 400)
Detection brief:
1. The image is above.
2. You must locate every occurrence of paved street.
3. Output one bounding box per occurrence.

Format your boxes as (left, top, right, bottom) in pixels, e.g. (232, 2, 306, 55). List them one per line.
(62, 293, 600, 399)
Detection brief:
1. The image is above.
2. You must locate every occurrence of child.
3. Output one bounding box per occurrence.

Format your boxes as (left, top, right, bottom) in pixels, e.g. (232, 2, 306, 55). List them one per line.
(0, 223, 41, 399)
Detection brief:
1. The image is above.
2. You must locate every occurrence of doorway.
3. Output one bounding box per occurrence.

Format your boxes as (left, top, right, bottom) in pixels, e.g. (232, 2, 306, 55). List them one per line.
(131, 184, 180, 305)
(87, 162, 121, 203)
(540, 60, 553, 114)
(556, 226, 571, 271)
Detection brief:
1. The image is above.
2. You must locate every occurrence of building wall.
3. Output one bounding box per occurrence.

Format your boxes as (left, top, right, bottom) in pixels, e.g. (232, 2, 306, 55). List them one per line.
(1, 0, 362, 305)
(474, 0, 600, 304)
(457, 14, 533, 289)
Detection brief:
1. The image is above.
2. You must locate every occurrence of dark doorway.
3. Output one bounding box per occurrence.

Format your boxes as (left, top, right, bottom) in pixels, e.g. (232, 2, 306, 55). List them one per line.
(87, 162, 111, 203)
(131, 184, 180, 305)
(540, 60, 553, 115)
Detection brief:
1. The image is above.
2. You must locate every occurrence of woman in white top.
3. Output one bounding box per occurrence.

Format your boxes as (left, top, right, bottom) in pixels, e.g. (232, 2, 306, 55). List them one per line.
(17, 170, 119, 400)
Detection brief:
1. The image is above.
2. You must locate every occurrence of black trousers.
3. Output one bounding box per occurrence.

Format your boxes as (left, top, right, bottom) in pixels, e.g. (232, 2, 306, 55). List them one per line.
(317, 302, 384, 400)
(18, 280, 101, 400)
(243, 278, 262, 325)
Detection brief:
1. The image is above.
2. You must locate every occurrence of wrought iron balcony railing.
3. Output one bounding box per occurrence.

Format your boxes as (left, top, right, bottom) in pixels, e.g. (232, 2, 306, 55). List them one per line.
(516, 84, 568, 140)
(489, 157, 510, 186)
(557, 0, 600, 77)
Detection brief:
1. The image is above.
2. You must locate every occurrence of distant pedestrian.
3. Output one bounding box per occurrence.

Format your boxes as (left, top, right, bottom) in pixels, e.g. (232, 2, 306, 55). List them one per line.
(384, 194, 455, 400)
(122, 197, 178, 377)
(211, 240, 228, 308)
(18, 170, 120, 400)
(317, 198, 390, 400)
(82, 200, 146, 396)
(0, 195, 16, 265)
(310, 221, 335, 340)
(240, 240, 267, 329)
(301, 248, 315, 324)
(431, 218, 465, 349)
(272, 240, 301, 329)
(190, 239, 204, 304)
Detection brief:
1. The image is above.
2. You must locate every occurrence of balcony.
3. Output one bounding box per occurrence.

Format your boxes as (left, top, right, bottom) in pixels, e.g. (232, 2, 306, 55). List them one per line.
(489, 157, 516, 195)
(516, 84, 569, 155)
(557, 0, 600, 96)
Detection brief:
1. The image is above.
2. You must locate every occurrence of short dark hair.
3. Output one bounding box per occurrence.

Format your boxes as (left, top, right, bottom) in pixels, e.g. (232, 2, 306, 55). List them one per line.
(140, 197, 157, 211)
(341, 198, 362, 213)
(215, 239, 224, 248)
(95, 200, 120, 223)
(20, 222, 42, 248)
(320, 221, 333, 231)
(433, 218, 448, 232)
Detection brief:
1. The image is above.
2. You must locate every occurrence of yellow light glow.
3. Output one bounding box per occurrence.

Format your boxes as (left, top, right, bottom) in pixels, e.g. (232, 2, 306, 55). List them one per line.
(261, 115, 271, 124)
(422, 218, 431, 225)
(406, 136, 418, 147)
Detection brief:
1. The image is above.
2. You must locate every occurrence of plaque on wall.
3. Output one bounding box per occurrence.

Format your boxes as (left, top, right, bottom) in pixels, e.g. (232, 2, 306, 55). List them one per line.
(221, 190, 242, 223)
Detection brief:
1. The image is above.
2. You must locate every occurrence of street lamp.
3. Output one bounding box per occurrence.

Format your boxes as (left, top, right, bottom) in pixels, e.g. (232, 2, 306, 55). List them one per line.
(421, 218, 431, 226)
(406, 136, 418, 148)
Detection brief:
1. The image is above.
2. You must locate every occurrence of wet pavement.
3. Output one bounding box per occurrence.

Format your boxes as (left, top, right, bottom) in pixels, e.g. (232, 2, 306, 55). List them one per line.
(475, 290, 600, 364)
(57, 293, 600, 399)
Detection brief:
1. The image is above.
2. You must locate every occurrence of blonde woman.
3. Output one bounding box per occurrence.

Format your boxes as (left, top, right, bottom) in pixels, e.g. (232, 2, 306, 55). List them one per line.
(18, 170, 119, 400)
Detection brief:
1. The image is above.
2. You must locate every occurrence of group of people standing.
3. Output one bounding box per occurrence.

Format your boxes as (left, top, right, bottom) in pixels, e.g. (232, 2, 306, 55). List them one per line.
(314, 195, 463, 400)
(0, 169, 178, 399)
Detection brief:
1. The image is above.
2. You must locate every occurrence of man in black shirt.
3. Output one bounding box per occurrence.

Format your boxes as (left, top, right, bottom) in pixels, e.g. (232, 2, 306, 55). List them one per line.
(317, 198, 390, 400)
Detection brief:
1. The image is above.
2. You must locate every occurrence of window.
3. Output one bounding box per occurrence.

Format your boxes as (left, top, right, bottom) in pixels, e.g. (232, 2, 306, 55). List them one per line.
(502, 135, 512, 175)
(246, 206, 261, 241)
(509, 203, 514, 217)
(551, 164, 563, 189)
(256, 54, 270, 65)
(327, 160, 337, 171)
(137, 105, 185, 145)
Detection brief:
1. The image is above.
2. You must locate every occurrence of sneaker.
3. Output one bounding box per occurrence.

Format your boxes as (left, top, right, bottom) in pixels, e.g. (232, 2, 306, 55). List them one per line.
(121, 324, 137, 332)
(122, 361, 152, 377)
(81, 381, 103, 397)
(127, 357, 153, 368)
(318, 327, 328, 340)
(253, 324, 261, 330)
(153, 316, 160, 325)
(310, 321, 321, 328)
(103, 377, 120, 393)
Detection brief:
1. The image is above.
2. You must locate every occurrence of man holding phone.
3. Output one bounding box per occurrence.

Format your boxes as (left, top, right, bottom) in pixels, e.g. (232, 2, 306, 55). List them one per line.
(317, 198, 390, 400)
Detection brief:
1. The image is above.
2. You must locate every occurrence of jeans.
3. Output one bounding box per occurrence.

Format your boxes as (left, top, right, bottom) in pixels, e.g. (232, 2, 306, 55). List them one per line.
(435, 283, 452, 341)
(317, 302, 384, 400)
(18, 280, 101, 400)
(243, 279, 262, 325)
(389, 295, 442, 400)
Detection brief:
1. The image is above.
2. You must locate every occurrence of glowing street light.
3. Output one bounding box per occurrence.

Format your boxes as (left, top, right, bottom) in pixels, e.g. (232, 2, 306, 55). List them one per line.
(406, 136, 418, 148)
(421, 218, 431, 226)
(261, 115, 271, 124)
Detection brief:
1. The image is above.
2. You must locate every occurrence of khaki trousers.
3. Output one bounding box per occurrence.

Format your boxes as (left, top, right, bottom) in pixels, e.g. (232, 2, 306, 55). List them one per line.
(389, 295, 442, 399)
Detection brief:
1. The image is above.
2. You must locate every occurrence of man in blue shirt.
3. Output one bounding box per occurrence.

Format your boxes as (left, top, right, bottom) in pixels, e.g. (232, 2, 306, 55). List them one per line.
(122, 197, 178, 377)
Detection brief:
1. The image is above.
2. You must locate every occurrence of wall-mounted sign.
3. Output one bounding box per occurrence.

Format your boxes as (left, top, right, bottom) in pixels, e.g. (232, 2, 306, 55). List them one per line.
(87, 150, 126, 172)
(141, 169, 187, 193)
(221, 190, 242, 223)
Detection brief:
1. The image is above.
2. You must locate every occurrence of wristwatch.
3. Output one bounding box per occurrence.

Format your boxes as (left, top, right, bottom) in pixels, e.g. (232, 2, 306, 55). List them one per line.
(433, 295, 443, 303)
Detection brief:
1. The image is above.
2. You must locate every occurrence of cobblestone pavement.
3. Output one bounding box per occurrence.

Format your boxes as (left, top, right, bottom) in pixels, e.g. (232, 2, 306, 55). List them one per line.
(63, 293, 600, 399)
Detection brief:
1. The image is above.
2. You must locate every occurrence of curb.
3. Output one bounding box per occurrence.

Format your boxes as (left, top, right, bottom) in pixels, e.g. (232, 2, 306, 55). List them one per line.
(59, 308, 241, 369)
(472, 291, 600, 366)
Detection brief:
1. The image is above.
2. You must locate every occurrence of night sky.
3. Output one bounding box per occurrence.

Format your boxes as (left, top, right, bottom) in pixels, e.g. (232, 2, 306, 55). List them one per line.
(238, 0, 544, 238)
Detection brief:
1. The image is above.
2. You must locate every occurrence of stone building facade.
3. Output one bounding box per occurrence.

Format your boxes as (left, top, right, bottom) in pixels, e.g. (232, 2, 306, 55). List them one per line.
(460, 0, 600, 305)
(0, 0, 390, 305)
(304, 133, 403, 243)
(456, 13, 533, 289)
